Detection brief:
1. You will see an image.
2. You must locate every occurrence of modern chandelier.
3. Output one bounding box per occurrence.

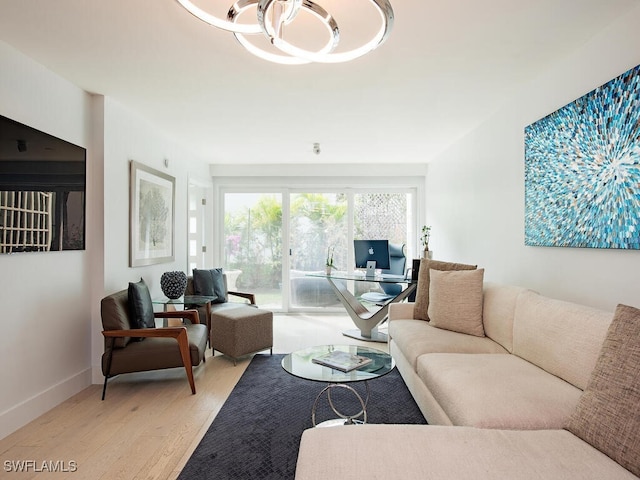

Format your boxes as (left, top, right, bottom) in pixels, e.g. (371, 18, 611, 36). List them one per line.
(176, 0, 394, 65)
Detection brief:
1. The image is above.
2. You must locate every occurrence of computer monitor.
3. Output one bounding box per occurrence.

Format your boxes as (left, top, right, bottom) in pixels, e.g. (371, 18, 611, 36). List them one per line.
(354, 240, 391, 271)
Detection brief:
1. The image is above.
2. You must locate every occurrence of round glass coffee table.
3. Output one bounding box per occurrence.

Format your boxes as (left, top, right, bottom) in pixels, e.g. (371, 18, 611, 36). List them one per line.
(281, 344, 395, 427)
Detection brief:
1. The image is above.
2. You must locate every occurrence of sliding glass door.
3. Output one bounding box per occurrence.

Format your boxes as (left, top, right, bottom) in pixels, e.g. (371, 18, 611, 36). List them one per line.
(222, 189, 415, 312)
(223, 193, 283, 309)
(289, 193, 348, 309)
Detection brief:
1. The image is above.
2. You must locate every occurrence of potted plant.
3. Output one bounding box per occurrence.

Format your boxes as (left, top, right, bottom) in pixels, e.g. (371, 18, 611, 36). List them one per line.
(325, 246, 335, 274)
(421, 225, 432, 259)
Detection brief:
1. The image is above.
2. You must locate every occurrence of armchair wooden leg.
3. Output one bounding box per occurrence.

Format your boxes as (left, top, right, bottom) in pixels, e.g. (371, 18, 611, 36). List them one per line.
(101, 377, 109, 401)
(176, 329, 196, 394)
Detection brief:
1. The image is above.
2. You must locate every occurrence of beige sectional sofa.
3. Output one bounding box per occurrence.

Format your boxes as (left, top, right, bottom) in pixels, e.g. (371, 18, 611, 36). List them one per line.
(295, 272, 639, 479)
(389, 283, 610, 429)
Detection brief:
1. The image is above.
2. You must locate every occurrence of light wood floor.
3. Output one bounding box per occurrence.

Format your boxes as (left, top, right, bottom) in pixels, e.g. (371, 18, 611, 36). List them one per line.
(0, 314, 386, 480)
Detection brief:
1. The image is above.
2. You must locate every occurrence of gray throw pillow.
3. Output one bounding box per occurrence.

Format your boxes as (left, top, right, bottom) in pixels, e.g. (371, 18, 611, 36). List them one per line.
(128, 278, 156, 330)
(192, 268, 226, 304)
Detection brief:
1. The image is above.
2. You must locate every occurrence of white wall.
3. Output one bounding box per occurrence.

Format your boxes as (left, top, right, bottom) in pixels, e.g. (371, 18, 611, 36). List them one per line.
(426, 4, 640, 312)
(0, 41, 93, 437)
(0, 41, 211, 438)
(90, 97, 211, 383)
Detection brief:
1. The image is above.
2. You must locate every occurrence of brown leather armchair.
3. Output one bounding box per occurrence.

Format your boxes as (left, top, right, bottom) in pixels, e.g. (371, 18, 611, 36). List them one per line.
(185, 274, 257, 339)
(100, 288, 208, 400)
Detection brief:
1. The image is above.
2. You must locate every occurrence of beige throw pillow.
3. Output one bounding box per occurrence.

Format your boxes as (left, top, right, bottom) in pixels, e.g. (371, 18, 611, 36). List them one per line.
(427, 268, 485, 337)
(565, 303, 640, 477)
(413, 259, 477, 320)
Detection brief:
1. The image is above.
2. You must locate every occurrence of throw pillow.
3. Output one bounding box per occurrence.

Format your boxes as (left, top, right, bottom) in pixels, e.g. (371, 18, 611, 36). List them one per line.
(565, 303, 640, 477)
(413, 259, 477, 320)
(427, 268, 485, 337)
(192, 268, 226, 304)
(128, 278, 156, 330)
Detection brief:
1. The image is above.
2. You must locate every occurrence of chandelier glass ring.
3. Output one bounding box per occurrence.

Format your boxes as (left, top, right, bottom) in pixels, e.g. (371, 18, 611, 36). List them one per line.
(176, 0, 262, 34)
(267, 0, 393, 63)
(229, 0, 339, 65)
(175, 0, 393, 64)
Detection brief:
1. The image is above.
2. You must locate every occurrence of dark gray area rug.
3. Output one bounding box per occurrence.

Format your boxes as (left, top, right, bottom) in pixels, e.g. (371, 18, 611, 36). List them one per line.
(178, 353, 426, 480)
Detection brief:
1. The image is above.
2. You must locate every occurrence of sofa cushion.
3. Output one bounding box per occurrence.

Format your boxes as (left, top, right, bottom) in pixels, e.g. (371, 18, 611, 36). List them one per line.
(428, 268, 485, 337)
(413, 259, 476, 320)
(192, 268, 226, 303)
(389, 320, 507, 371)
(417, 353, 583, 429)
(513, 290, 613, 390)
(565, 303, 640, 477)
(128, 278, 155, 329)
(295, 425, 638, 480)
(482, 283, 531, 353)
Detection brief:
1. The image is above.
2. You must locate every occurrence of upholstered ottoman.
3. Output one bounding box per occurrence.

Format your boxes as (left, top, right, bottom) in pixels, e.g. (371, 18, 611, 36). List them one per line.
(210, 306, 273, 364)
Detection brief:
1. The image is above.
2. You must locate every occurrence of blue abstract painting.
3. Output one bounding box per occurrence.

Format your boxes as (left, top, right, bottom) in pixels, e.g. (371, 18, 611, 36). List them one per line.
(525, 64, 640, 249)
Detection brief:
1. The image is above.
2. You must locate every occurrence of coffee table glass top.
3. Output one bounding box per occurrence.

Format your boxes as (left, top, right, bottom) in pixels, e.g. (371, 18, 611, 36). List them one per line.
(281, 345, 395, 383)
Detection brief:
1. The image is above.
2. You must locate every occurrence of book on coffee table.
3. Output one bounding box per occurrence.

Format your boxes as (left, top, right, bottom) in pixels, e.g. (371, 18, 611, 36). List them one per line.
(312, 350, 373, 372)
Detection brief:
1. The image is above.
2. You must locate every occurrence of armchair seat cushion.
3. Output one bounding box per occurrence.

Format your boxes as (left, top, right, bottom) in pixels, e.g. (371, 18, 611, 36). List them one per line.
(102, 324, 207, 376)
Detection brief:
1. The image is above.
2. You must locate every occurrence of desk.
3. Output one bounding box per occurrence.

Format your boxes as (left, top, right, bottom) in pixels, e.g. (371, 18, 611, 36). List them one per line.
(307, 272, 416, 343)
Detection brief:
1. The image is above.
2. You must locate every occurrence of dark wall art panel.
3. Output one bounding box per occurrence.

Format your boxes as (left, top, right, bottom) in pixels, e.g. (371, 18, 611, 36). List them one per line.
(525, 64, 640, 249)
(0, 114, 86, 254)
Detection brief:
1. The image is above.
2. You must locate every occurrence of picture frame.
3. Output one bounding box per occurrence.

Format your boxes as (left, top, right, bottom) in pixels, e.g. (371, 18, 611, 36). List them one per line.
(524, 63, 640, 249)
(129, 160, 175, 267)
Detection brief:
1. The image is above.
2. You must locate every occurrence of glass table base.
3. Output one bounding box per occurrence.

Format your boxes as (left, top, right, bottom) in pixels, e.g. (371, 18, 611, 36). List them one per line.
(315, 418, 365, 428)
(342, 328, 388, 343)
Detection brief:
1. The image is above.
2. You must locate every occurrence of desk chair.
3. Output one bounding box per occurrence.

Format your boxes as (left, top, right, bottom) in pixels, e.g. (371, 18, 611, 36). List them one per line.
(361, 243, 407, 305)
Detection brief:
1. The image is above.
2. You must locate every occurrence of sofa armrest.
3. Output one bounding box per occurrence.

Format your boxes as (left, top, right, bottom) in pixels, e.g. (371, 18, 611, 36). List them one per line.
(389, 302, 415, 321)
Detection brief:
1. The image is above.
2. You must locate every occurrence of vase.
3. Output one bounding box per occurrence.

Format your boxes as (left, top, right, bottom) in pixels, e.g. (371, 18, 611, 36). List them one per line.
(326, 266, 333, 275)
(423, 248, 433, 259)
(160, 271, 187, 299)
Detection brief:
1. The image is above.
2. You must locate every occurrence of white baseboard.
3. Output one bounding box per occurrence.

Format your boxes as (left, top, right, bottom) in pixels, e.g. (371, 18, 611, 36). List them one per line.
(0, 368, 92, 439)
(91, 365, 105, 385)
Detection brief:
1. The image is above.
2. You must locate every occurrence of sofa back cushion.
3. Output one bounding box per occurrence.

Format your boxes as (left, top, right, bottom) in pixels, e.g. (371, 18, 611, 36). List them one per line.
(564, 303, 640, 477)
(482, 283, 531, 353)
(101, 289, 134, 348)
(513, 290, 613, 390)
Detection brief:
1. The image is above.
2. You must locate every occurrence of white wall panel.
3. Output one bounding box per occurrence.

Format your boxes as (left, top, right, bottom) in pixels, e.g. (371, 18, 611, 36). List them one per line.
(426, 5, 640, 311)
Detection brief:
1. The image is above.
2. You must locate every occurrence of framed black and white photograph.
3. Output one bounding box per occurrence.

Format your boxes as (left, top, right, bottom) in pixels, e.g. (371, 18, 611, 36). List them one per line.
(129, 160, 175, 267)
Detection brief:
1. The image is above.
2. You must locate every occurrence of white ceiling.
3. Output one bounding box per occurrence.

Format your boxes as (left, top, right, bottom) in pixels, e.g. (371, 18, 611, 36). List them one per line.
(0, 0, 637, 164)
